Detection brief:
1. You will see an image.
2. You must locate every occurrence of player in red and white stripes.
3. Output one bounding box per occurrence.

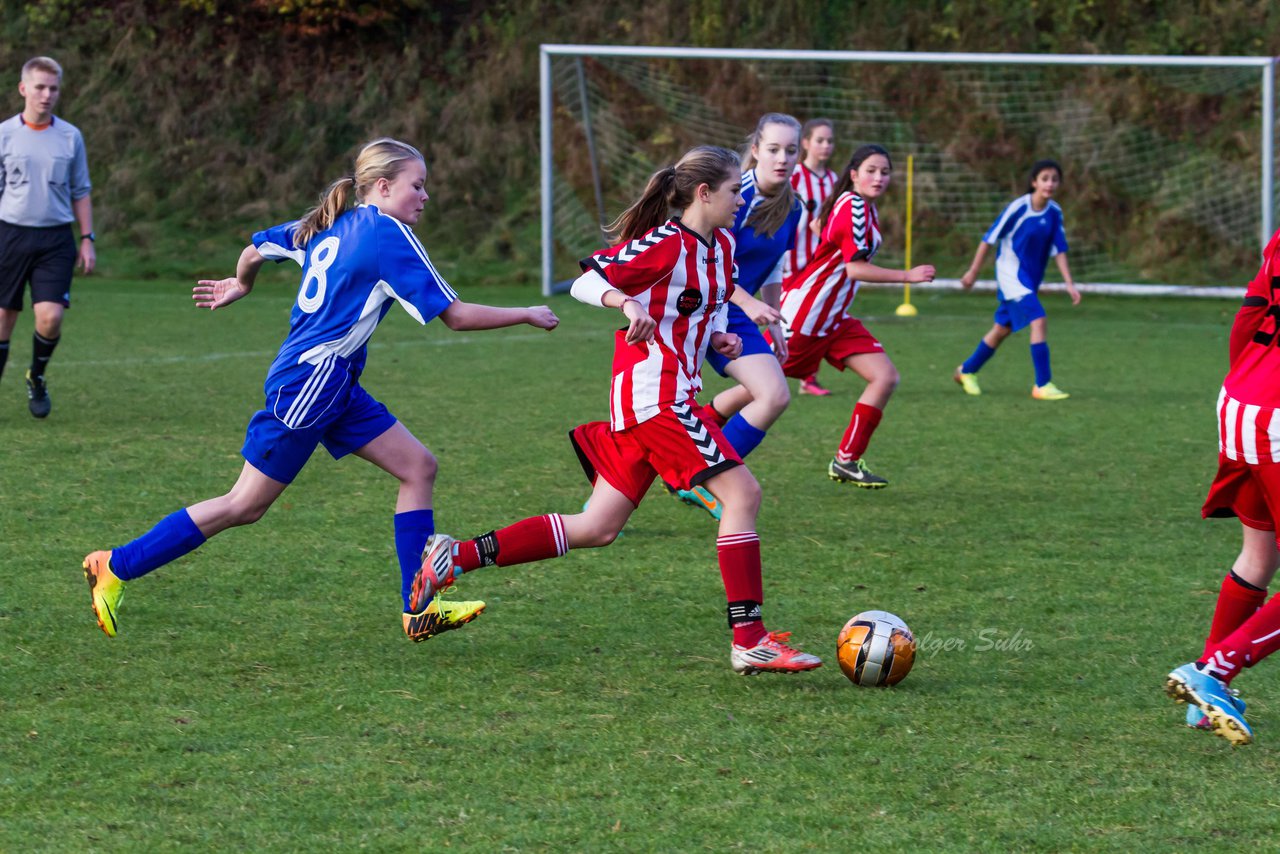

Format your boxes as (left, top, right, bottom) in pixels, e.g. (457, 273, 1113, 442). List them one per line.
(788, 118, 837, 397)
(411, 146, 821, 675)
(1165, 227, 1280, 744)
(778, 144, 935, 488)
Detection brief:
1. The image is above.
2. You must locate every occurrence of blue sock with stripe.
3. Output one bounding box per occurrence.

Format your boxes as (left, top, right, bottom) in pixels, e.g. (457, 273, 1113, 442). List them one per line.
(1030, 342, 1052, 386)
(112, 509, 208, 580)
(720, 413, 768, 459)
(961, 340, 996, 374)
(395, 509, 435, 612)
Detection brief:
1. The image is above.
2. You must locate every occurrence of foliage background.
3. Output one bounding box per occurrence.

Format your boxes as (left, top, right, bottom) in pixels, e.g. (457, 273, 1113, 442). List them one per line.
(0, 0, 1277, 278)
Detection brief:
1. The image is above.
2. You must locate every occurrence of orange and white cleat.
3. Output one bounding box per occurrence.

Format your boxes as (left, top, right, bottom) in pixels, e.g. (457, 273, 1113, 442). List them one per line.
(83, 550, 125, 637)
(730, 631, 823, 675)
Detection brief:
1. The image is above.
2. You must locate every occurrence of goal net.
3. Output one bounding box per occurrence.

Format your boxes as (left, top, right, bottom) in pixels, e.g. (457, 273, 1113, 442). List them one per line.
(540, 46, 1276, 296)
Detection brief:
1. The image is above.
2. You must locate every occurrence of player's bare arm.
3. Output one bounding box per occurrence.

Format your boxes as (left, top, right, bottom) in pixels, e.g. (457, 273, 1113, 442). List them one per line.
(591, 286, 656, 345)
(1055, 253, 1081, 305)
(439, 300, 559, 331)
(846, 259, 936, 284)
(193, 244, 265, 311)
(730, 288, 782, 326)
(961, 242, 990, 290)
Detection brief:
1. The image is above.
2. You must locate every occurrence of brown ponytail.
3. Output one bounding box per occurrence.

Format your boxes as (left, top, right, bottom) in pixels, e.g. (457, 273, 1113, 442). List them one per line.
(607, 146, 741, 243)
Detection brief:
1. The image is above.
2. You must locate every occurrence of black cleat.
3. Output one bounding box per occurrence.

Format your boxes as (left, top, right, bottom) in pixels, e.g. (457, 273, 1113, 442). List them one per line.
(25, 370, 50, 418)
(828, 456, 888, 489)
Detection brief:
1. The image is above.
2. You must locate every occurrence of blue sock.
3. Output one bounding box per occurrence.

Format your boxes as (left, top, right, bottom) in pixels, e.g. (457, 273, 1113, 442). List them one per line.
(1030, 342, 1052, 386)
(112, 509, 208, 580)
(720, 413, 768, 459)
(395, 509, 435, 612)
(961, 340, 996, 375)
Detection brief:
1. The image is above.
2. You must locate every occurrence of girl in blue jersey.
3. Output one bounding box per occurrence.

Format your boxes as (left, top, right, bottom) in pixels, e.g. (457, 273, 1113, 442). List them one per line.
(954, 159, 1080, 400)
(672, 113, 798, 519)
(81, 138, 559, 642)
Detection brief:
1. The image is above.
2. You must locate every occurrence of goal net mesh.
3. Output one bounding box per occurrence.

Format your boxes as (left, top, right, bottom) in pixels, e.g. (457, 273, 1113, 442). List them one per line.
(548, 54, 1274, 290)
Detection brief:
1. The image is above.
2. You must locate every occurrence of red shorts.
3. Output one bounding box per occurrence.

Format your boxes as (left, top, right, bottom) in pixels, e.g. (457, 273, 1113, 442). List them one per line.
(569, 402, 742, 506)
(780, 316, 884, 379)
(1203, 454, 1280, 534)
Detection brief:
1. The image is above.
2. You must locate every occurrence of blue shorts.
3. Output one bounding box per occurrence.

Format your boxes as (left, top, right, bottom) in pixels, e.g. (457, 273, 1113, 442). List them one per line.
(705, 306, 773, 377)
(242, 358, 397, 484)
(993, 293, 1046, 333)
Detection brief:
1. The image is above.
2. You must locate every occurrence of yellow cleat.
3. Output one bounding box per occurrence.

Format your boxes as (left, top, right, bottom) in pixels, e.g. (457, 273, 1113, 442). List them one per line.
(403, 595, 486, 643)
(953, 366, 981, 396)
(1031, 382, 1070, 401)
(83, 550, 125, 637)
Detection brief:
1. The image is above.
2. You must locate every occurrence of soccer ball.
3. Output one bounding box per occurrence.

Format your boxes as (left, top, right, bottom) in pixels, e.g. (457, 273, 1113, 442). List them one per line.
(836, 610, 916, 687)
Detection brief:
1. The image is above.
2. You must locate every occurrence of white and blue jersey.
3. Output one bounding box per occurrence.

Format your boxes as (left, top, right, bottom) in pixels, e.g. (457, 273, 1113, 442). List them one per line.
(705, 171, 801, 377)
(982, 194, 1069, 302)
(241, 204, 457, 483)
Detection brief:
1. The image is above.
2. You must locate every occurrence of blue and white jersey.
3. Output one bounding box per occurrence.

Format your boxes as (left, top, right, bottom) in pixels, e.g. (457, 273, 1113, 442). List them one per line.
(981, 194, 1069, 301)
(254, 204, 457, 392)
(731, 169, 801, 297)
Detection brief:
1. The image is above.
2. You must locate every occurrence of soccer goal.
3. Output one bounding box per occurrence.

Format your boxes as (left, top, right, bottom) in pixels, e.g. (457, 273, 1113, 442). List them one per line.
(539, 45, 1276, 297)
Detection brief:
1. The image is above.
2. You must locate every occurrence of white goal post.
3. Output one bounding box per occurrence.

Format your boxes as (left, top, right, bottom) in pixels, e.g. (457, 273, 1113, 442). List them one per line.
(539, 44, 1276, 297)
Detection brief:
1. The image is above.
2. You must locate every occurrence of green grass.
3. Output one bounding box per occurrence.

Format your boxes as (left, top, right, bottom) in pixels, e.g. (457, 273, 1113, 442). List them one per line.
(0, 262, 1271, 851)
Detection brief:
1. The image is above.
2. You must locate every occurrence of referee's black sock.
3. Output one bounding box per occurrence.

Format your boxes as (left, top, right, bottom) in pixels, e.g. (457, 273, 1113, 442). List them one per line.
(30, 332, 59, 380)
(0, 340, 8, 382)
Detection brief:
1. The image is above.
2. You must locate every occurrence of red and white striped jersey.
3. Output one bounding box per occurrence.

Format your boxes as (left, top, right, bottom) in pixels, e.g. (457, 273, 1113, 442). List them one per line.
(785, 162, 836, 279)
(779, 191, 881, 338)
(1223, 228, 1280, 411)
(581, 219, 736, 430)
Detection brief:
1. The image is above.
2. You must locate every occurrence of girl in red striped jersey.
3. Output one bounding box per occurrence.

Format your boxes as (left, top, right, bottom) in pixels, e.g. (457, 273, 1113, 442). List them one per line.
(789, 118, 837, 397)
(779, 144, 935, 488)
(410, 146, 822, 675)
(1164, 227, 1280, 745)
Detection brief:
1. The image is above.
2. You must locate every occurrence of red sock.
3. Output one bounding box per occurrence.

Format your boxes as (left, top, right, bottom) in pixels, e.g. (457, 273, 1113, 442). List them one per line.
(1202, 572, 1267, 657)
(698, 402, 727, 428)
(836, 402, 883, 463)
(718, 531, 766, 647)
(455, 514, 567, 572)
(1199, 591, 1280, 685)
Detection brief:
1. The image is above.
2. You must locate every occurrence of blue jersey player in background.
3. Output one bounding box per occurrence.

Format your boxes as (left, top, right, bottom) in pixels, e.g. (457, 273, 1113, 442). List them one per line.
(670, 113, 798, 520)
(82, 138, 559, 643)
(954, 159, 1080, 401)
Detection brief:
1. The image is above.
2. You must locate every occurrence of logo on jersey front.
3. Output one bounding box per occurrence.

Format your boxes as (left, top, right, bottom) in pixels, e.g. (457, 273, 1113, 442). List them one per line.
(676, 287, 703, 317)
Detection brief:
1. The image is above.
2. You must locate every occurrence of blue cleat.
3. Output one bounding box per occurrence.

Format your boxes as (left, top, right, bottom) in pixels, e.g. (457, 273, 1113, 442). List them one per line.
(1165, 663, 1253, 745)
(674, 485, 722, 521)
(1186, 688, 1245, 730)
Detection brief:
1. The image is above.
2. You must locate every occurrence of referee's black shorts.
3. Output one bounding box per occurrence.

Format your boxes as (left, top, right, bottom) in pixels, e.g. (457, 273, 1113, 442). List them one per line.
(0, 220, 76, 310)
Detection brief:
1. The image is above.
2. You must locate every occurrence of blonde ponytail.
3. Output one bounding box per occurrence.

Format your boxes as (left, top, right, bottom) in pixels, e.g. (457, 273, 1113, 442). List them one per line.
(291, 137, 425, 247)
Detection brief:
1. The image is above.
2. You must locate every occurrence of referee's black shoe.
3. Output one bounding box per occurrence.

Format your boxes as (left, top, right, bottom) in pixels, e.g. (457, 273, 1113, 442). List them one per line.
(25, 370, 50, 418)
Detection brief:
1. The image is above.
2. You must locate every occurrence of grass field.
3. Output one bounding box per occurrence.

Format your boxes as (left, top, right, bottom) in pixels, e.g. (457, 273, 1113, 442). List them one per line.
(1, 261, 1275, 851)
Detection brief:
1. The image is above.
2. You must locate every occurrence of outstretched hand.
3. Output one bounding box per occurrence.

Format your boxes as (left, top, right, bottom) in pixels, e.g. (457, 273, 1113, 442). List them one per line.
(527, 305, 560, 330)
(193, 277, 251, 311)
(907, 264, 937, 284)
(737, 293, 782, 326)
